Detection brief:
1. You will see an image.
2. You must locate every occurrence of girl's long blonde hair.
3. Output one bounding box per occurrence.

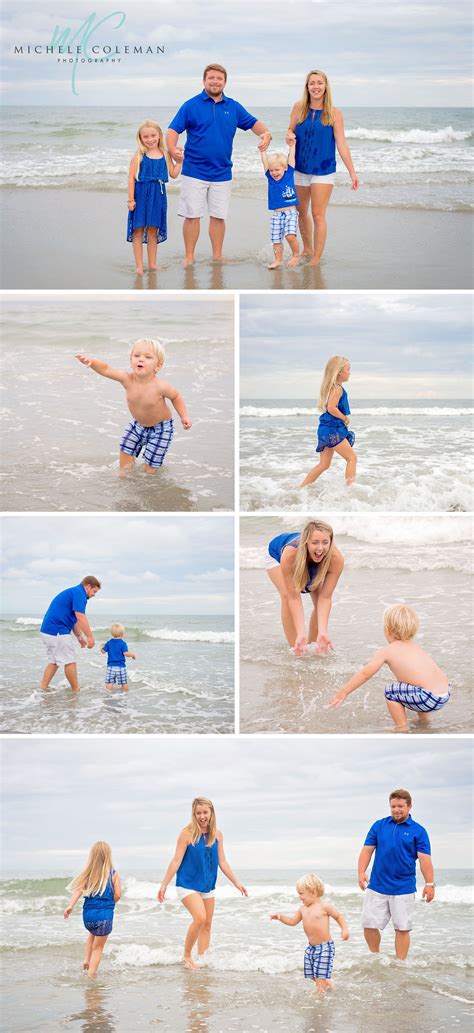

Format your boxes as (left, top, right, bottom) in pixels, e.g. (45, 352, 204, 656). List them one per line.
(297, 70, 334, 127)
(187, 797, 217, 847)
(319, 355, 349, 412)
(68, 841, 113, 898)
(292, 520, 335, 593)
(134, 120, 169, 180)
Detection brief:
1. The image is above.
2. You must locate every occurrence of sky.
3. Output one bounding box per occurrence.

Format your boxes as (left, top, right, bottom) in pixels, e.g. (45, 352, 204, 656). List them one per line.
(2, 737, 472, 872)
(0, 515, 234, 615)
(240, 292, 474, 399)
(1, 0, 472, 106)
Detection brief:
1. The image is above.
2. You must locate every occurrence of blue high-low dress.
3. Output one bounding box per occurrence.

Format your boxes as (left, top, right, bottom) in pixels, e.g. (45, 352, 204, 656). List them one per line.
(127, 154, 168, 244)
(316, 386, 355, 452)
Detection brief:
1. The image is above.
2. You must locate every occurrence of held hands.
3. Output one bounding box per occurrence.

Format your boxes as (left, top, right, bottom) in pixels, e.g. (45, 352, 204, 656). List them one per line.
(286, 130, 296, 146)
(257, 132, 272, 152)
(181, 417, 192, 430)
(173, 146, 185, 162)
(422, 884, 435, 903)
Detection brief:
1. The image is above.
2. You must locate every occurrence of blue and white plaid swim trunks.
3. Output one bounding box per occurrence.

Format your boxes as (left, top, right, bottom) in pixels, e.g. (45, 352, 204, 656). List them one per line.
(120, 418, 174, 467)
(304, 940, 335, 980)
(106, 666, 128, 686)
(271, 208, 298, 243)
(384, 681, 451, 713)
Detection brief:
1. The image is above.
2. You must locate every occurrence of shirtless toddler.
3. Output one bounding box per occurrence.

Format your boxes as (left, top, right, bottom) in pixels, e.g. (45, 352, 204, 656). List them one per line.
(271, 873, 349, 993)
(76, 339, 191, 473)
(329, 603, 451, 731)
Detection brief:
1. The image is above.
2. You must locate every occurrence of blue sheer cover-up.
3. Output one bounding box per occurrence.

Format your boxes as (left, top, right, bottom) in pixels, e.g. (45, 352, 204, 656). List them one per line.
(82, 870, 115, 935)
(127, 154, 168, 244)
(316, 386, 355, 452)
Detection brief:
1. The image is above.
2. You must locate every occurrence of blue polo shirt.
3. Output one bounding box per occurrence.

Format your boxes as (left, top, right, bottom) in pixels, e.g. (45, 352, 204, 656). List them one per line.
(102, 638, 128, 667)
(365, 815, 431, 895)
(168, 90, 257, 182)
(40, 584, 88, 636)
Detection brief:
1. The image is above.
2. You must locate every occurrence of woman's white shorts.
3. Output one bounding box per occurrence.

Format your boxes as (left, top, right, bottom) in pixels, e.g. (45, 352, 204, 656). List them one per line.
(176, 886, 215, 902)
(294, 171, 336, 187)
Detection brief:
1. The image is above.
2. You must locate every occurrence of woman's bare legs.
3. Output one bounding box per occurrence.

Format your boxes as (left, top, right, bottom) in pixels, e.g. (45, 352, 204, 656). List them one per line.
(295, 185, 313, 255)
(182, 893, 206, 969)
(197, 897, 215, 958)
(146, 226, 158, 269)
(300, 447, 334, 487)
(88, 934, 109, 977)
(333, 439, 357, 483)
(308, 183, 333, 264)
(132, 229, 144, 275)
(267, 567, 297, 647)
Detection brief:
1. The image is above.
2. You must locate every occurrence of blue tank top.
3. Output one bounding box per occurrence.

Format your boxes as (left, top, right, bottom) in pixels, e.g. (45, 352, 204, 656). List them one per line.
(266, 167, 298, 210)
(176, 834, 218, 893)
(83, 870, 115, 915)
(295, 110, 336, 175)
(137, 153, 169, 183)
(333, 386, 350, 417)
(268, 532, 319, 594)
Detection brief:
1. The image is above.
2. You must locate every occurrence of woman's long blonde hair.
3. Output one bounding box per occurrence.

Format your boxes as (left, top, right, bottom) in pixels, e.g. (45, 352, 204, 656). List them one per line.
(292, 520, 334, 593)
(319, 356, 349, 412)
(297, 70, 334, 127)
(187, 797, 217, 847)
(68, 841, 113, 898)
(134, 120, 170, 180)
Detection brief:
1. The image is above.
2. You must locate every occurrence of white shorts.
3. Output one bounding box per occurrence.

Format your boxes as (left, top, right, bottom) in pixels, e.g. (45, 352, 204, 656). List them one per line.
(41, 632, 77, 666)
(177, 176, 232, 219)
(361, 888, 416, 931)
(176, 886, 215, 902)
(294, 171, 335, 187)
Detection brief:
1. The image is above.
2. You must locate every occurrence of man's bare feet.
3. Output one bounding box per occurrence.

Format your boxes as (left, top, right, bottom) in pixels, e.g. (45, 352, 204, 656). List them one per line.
(183, 256, 194, 267)
(268, 261, 282, 269)
(287, 256, 300, 267)
(183, 956, 199, 970)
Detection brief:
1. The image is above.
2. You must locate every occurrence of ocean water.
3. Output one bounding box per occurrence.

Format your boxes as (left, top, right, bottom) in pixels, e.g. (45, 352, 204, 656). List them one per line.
(240, 399, 474, 512)
(1, 105, 472, 212)
(0, 614, 234, 734)
(240, 515, 473, 734)
(0, 295, 234, 512)
(1, 868, 472, 1032)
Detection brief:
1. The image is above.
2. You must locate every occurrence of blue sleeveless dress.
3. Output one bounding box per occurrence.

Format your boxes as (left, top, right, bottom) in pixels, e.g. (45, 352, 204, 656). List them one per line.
(268, 532, 319, 594)
(295, 110, 336, 175)
(82, 869, 115, 936)
(176, 834, 218, 893)
(317, 387, 355, 452)
(127, 154, 168, 244)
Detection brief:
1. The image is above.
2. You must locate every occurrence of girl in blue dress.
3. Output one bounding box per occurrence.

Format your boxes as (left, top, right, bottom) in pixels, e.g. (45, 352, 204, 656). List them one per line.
(286, 70, 359, 264)
(64, 841, 121, 977)
(157, 797, 248, 969)
(127, 120, 182, 275)
(300, 356, 357, 488)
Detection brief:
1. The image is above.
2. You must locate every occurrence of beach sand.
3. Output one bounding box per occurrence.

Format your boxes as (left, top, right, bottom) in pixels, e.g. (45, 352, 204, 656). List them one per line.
(1, 189, 472, 290)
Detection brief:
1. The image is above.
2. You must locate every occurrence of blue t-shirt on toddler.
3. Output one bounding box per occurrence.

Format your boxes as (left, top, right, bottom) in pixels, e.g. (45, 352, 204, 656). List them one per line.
(103, 639, 128, 667)
(266, 167, 298, 210)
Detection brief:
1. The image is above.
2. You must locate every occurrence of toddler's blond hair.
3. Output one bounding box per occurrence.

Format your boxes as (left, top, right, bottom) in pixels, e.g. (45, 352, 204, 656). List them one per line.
(296, 873, 325, 897)
(111, 622, 124, 638)
(129, 338, 165, 368)
(384, 604, 419, 641)
(268, 152, 289, 170)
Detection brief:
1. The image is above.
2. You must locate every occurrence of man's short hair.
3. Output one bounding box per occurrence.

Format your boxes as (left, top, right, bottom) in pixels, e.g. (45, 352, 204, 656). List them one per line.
(203, 63, 227, 82)
(389, 789, 412, 806)
(81, 576, 101, 589)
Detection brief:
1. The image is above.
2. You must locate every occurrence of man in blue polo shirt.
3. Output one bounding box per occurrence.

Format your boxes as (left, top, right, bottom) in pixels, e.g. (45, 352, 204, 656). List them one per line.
(40, 575, 101, 693)
(166, 63, 272, 265)
(358, 789, 435, 959)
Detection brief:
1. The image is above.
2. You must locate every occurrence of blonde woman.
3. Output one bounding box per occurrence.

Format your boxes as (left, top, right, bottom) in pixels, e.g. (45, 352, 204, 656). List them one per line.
(300, 356, 357, 488)
(286, 70, 359, 264)
(157, 797, 248, 969)
(64, 841, 121, 977)
(127, 120, 182, 274)
(267, 519, 344, 655)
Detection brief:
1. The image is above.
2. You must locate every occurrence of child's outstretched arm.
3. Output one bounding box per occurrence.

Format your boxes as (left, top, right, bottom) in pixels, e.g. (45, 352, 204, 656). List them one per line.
(260, 148, 269, 172)
(64, 885, 84, 918)
(161, 380, 192, 429)
(75, 355, 129, 386)
(288, 141, 296, 169)
(124, 650, 136, 660)
(270, 910, 302, 926)
(329, 647, 387, 707)
(325, 902, 350, 940)
(100, 643, 106, 654)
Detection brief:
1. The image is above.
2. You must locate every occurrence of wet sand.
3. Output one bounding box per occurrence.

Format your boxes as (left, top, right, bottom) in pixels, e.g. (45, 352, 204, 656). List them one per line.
(1, 188, 472, 289)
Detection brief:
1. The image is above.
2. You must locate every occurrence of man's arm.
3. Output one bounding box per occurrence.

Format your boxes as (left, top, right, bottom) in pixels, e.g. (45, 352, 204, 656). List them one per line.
(329, 647, 387, 707)
(358, 845, 376, 889)
(74, 613, 94, 648)
(251, 121, 272, 151)
(418, 852, 435, 902)
(75, 355, 128, 385)
(166, 128, 184, 162)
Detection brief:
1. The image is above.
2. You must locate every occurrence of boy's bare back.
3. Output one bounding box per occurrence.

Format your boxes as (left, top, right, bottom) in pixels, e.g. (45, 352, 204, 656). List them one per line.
(384, 640, 449, 693)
